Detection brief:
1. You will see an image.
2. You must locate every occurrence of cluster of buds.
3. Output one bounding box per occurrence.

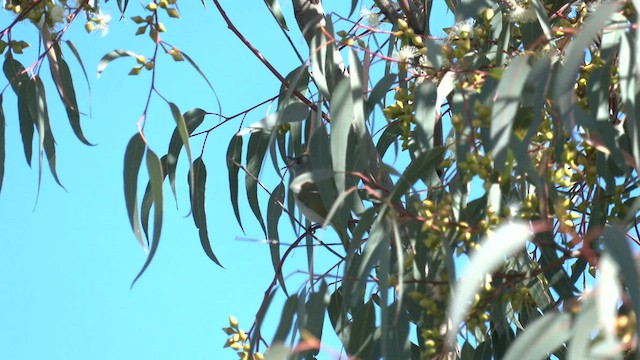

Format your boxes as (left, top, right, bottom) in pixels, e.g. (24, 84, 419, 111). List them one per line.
(222, 316, 264, 360)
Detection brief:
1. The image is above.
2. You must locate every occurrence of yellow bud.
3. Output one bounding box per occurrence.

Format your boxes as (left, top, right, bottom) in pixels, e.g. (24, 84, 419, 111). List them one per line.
(230, 342, 242, 350)
(397, 18, 408, 30)
(85, 21, 95, 33)
(255, 353, 264, 360)
(483, 8, 494, 21)
(146, 2, 158, 11)
(229, 315, 239, 328)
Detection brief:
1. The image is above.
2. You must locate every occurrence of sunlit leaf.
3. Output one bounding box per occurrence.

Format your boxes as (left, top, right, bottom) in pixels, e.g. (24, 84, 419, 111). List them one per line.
(131, 149, 163, 288)
(264, 0, 288, 30)
(166, 108, 206, 205)
(0, 94, 4, 194)
(97, 50, 140, 78)
(226, 135, 244, 232)
(123, 133, 147, 251)
(503, 312, 572, 360)
(246, 132, 270, 235)
(189, 157, 222, 267)
(267, 182, 286, 293)
(447, 222, 531, 345)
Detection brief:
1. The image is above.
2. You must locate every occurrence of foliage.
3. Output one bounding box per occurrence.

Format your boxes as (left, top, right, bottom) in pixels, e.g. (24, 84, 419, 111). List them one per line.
(3, 0, 640, 359)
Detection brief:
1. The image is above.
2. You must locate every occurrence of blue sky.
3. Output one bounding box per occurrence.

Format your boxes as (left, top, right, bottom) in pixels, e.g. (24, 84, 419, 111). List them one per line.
(0, 1, 452, 359)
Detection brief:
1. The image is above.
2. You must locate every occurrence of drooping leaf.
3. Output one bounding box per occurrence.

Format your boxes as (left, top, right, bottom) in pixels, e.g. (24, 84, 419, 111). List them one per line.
(0, 94, 4, 194)
(347, 299, 375, 358)
(388, 147, 446, 204)
(272, 294, 298, 343)
(489, 54, 531, 170)
(264, 0, 288, 30)
(246, 132, 270, 235)
(226, 135, 244, 232)
(123, 133, 147, 251)
(166, 108, 206, 204)
(33, 76, 65, 194)
(266, 182, 286, 293)
(502, 312, 572, 360)
(602, 225, 640, 344)
(189, 157, 222, 267)
(97, 50, 140, 78)
(553, 1, 622, 131)
(3, 57, 34, 166)
(330, 77, 353, 195)
(447, 222, 531, 346)
(365, 72, 396, 118)
(167, 103, 194, 202)
(456, 0, 492, 21)
(131, 149, 163, 288)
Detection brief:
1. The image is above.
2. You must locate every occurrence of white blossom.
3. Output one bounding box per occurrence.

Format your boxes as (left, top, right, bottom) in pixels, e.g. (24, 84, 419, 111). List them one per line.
(395, 45, 419, 62)
(360, 5, 380, 28)
(94, 10, 111, 36)
(48, 5, 66, 25)
(452, 18, 474, 38)
(506, 0, 538, 23)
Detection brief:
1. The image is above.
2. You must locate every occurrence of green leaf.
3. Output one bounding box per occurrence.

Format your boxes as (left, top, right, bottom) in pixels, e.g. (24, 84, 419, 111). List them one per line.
(330, 77, 353, 195)
(167, 103, 194, 202)
(553, 1, 621, 131)
(0, 94, 4, 194)
(97, 50, 140, 78)
(131, 149, 163, 288)
(246, 132, 270, 235)
(267, 182, 286, 293)
(58, 56, 92, 145)
(166, 108, 206, 205)
(602, 225, 640, 345)
(33, 76, 65, 192)
(116, 0, 130, 15)
(263, 342, 291, 360)
(226, 136, 244, 232)
(489, 54, 531, 170)
(413, 81, 439, 151)
(388, 147, 446, 204)
(177, 50, 218, 97)
(299, 282, 328, 357)
(272, 294, 298, 343)
(456, 0, 492, 21)
(376, 121, 402, 159)
(502, 312, 572, 360)
(347, 300, 375, 358)
(353, 217, 390, 307)
(365, 72, 396, 118)
(123, 133, 147, 251)
(189, 157, 222, 267)
(447, 222, 531, 346)
(3, 57, 33, 166)
(264, 0, 288, 31)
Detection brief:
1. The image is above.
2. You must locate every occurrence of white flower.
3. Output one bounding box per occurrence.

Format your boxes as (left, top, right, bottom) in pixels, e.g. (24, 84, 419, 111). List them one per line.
(94, 10, 111, 36)
(48, 5, 66, 25)
(418, 54, 431, 67)
(507, 1, 537, 23)
(452, 18, 474, 37)
(360, 5, 380, 28)
(395, 45, 419, 62)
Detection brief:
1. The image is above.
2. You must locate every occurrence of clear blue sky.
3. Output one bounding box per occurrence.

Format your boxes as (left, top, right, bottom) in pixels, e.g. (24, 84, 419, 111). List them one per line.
(0, 1, 452, 358)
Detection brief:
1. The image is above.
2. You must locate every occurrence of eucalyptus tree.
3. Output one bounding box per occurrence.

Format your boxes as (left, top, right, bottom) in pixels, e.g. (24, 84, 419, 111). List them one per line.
(2, 0, 640, 359)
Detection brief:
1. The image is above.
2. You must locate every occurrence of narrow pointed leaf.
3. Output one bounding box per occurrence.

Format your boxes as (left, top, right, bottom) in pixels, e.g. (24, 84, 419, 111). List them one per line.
(168, 103, 194, 201)
(131, 149, 163, 288)
(166, 108, 206, 204)
(503, 312, 572, 360)
(34, 77, 65, 189)
(267, 182, 287, 293)
(0, 94, 4, 193)
(264, 0, 288, 30)
(489, 54, 531, 170)
(246, 132, 270, 235)
(226, 135, 244, 232)
(189, 157, 222, 267)
(97, 50, 139, 78)
(59, 55, 92, 145)
(3, 58, 34, 165)
(124, 133, 147, 251)
(447, 222, 531, 346)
